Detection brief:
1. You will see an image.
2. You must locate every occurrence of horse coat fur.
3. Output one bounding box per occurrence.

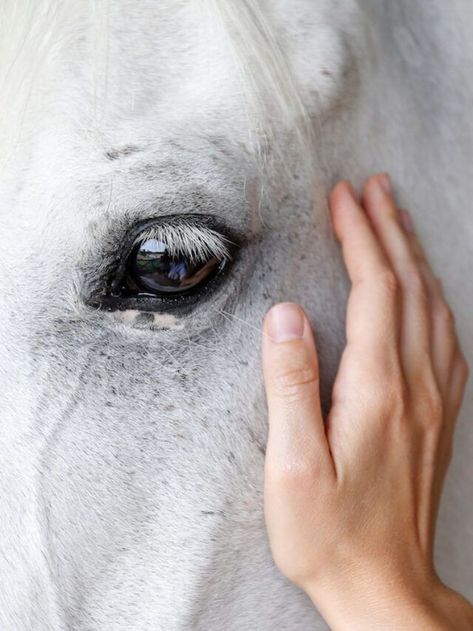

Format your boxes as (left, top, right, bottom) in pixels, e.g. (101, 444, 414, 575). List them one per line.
(0, 1, 472, 629)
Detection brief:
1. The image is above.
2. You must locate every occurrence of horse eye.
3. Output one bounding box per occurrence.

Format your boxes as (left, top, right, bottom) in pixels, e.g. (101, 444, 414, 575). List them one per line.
(86, 216, 239, 313)
(124, 238, 223, 296)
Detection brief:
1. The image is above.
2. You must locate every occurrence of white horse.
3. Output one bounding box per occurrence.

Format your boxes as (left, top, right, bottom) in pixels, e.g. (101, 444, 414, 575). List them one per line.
(1, 1, 472, 629)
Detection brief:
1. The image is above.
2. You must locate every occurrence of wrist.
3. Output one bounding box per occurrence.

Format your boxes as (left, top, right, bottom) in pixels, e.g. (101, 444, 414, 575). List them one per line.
(304, 565, 472, 631)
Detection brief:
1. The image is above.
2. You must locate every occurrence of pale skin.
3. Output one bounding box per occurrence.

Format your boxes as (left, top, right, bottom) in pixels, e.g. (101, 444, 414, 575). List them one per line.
(262, 174, 473, 630)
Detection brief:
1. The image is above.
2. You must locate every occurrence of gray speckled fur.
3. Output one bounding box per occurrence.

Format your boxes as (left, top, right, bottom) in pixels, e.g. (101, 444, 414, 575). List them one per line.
(0, 1, 472, 629)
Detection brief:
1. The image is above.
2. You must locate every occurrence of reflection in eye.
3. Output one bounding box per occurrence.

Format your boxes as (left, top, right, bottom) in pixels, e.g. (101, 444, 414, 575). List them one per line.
(128, 237, 222, 295)
(120, 220, 235, 300)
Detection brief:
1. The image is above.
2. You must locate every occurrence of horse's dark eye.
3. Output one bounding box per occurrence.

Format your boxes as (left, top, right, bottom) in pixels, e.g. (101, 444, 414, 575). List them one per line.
(86, 215, 239, 313)
(125, 238, 222, 295)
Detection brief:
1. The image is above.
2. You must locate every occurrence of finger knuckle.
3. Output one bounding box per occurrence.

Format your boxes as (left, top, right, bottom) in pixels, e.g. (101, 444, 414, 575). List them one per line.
(365, 379, 406, 419)
(375, 269, 400, 298)
(383, 386, 407, 420)
(268, 459, 319, 492)
(457, 354, 470, 382)
(405, 267, 428, 299)
(362, 371, 409, 428)
(273, 366, 319, 403)
(419, 383, 444, 428)
(435, 302, 455, 331)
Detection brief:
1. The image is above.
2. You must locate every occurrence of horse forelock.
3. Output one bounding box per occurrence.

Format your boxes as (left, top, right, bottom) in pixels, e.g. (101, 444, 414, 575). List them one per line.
(0, 0, 316, 187)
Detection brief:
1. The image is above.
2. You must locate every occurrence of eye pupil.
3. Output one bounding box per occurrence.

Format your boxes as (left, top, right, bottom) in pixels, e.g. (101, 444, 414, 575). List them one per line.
(126, 238, 221, 295)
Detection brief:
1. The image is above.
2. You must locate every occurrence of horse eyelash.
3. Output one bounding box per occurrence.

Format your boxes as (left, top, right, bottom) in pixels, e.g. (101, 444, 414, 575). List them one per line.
(131, 224, 234, 264)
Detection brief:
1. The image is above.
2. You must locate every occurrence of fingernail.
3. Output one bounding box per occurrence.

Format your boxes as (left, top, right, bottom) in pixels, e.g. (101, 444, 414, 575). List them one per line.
(379, 173, 392, 196)
(400, 209, 414, 233)
(266, 303, 305, 343)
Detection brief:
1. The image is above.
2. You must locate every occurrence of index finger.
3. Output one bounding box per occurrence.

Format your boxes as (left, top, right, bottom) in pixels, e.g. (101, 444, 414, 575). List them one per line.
(329, 181, 401, 360)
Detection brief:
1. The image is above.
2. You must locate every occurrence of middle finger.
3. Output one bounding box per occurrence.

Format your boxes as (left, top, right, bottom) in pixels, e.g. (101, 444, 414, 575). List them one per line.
(362, 174, 433, 386)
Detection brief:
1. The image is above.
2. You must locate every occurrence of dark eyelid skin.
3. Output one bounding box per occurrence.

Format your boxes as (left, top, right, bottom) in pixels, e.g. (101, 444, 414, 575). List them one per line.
(84, 213, 244, 315)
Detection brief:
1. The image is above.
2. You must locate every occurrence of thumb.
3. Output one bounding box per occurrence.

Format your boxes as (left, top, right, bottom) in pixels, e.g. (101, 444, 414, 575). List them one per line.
(262, 303, 333, 477)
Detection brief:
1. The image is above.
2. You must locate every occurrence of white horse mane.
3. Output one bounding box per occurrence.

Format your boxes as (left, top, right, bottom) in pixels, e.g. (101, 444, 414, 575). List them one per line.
(0, 1, 71, 170)
(0, 0, 314, 177)
(204, 0, 314, 172)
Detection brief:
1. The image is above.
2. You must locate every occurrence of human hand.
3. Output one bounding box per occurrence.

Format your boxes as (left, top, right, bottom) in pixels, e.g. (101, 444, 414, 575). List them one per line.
(262, 174, 472, 630)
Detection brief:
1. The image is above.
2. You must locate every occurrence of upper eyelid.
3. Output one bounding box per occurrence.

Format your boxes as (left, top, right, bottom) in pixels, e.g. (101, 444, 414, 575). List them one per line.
(132, 223, 235, 263)
(105, 214, 242, 296)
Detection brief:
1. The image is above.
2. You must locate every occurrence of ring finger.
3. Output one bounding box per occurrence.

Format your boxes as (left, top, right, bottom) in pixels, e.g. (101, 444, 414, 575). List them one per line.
(398, 209, 459, 398)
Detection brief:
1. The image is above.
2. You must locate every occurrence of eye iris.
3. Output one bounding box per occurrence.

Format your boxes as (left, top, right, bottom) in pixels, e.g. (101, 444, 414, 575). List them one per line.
(127, 238, 221, 295)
